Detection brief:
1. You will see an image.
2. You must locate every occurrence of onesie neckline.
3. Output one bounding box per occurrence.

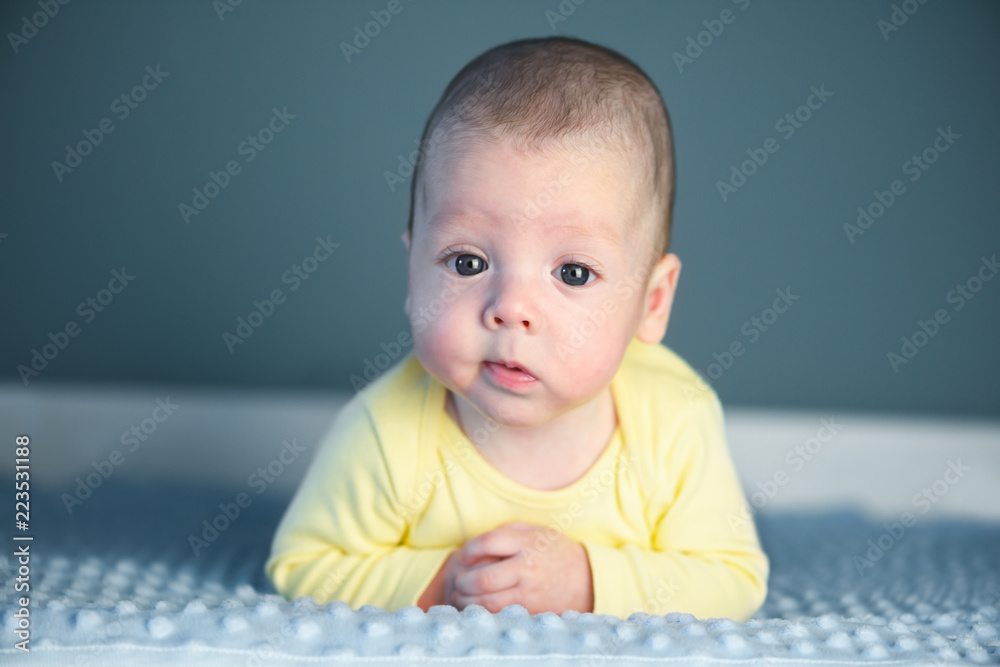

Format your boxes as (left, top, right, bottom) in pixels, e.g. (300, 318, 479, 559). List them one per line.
(430, 355, 634, 508)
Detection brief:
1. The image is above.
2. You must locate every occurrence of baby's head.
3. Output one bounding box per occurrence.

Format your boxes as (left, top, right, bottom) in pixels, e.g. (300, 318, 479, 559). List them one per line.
(401, 37, 681, 427)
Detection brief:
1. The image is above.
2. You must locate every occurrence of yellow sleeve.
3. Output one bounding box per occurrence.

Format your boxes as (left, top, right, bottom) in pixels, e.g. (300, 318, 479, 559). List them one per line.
(581, 396, 769, 621)
(264, 398, 453, 611)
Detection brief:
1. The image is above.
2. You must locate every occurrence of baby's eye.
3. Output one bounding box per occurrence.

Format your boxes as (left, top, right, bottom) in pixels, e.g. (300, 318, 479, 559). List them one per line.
(559, 263, 595, 287)
(453, 253, 487, 276)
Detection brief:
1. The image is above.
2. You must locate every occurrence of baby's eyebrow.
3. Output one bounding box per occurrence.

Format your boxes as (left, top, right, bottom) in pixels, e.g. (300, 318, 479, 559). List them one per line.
(428, 211, 488, 236)
(548, 223, 623, 249)
(431, 212, 623, 249)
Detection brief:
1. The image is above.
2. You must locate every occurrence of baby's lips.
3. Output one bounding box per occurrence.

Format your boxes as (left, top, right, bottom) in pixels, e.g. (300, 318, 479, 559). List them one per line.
(488, 359, 536, 379)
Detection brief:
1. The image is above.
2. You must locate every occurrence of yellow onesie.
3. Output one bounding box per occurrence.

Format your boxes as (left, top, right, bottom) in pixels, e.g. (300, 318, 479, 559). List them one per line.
(266, 337, 768, 621)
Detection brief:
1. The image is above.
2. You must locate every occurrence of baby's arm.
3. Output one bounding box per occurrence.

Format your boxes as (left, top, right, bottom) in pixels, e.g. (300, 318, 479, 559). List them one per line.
(416, 549, 458, 609)
(581, 396, 769, 621)
(445, 397, 767, 621)
(446, 523, 592, 614)
(265, 400, 452, 610)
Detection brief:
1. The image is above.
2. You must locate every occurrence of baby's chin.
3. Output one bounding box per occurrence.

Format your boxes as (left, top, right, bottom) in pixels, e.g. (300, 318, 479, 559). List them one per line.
(432, 358, 602, 428)
(450, 388, 577, 431)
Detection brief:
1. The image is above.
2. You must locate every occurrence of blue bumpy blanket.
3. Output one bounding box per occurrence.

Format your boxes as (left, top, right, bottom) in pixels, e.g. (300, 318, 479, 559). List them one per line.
(1, 480, 997, 665)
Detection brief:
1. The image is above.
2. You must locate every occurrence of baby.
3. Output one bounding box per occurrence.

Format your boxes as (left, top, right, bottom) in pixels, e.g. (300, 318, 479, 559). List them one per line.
(266, 36, 768, 621)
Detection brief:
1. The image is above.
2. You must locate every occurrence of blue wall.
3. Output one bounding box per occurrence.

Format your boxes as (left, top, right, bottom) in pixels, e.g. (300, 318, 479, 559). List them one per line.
(2, 0, 998, 418)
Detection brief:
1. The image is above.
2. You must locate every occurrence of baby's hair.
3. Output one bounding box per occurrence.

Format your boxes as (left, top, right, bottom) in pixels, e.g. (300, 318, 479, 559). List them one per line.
(407, 36, 675, 275)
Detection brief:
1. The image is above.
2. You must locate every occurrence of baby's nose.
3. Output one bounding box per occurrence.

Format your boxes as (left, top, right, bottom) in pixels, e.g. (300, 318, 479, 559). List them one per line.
(484, 278, 537, 332)
(491, 313, 531, 330)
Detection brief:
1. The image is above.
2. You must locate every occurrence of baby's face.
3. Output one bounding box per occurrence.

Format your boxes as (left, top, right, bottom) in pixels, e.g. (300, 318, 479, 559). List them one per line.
(403, 138, 663, 427)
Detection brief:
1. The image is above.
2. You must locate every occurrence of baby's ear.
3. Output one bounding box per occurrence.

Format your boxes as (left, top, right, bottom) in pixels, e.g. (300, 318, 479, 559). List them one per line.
(635, 253, 681, 344)
(401, 230, 412, 318)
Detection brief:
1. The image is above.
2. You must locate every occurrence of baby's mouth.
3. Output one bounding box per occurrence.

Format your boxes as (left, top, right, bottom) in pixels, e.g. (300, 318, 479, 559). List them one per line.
(484, 360, 537, 385)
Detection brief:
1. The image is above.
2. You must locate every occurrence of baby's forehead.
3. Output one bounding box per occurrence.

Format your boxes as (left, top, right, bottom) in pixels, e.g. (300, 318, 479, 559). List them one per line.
(419, 148, 648, 253)
(423, 131, 645, 199)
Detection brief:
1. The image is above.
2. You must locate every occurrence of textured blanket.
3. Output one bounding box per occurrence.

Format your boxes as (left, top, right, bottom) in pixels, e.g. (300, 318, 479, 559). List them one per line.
(1, 480, 997, 665)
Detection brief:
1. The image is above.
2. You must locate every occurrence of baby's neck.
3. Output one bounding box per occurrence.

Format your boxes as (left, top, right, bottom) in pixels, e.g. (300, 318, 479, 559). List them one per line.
(447, 388, 617, 491)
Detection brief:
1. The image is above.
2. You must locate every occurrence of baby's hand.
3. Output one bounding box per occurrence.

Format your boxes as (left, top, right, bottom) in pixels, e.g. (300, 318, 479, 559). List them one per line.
(416, 549, 509, 611)
(443, 551, 503, 609)
(449, 522, 594, 614)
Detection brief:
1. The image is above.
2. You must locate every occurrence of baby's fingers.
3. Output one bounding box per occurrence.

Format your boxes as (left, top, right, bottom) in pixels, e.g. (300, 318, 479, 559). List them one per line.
(459, 554, 505, 569)
(461, 527, 528, 563)
(454, 558, 520, 597)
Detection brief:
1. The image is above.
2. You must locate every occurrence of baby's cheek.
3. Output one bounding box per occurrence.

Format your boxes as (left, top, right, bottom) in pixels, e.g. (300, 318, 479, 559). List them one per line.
(415, 300, 462, 345)
(412, 305, 472, 373)
(564, 336, 622, 388)
(411, 279, 465, 323)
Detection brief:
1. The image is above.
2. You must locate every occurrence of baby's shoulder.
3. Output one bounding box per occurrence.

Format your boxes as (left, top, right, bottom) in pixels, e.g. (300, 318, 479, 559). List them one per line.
(311, 352, 432, 502)
(618, 341, 725, 480)
(357, 350, 433, 430)
(315, 351, 431, 461)
(619, 340, 719, 411)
